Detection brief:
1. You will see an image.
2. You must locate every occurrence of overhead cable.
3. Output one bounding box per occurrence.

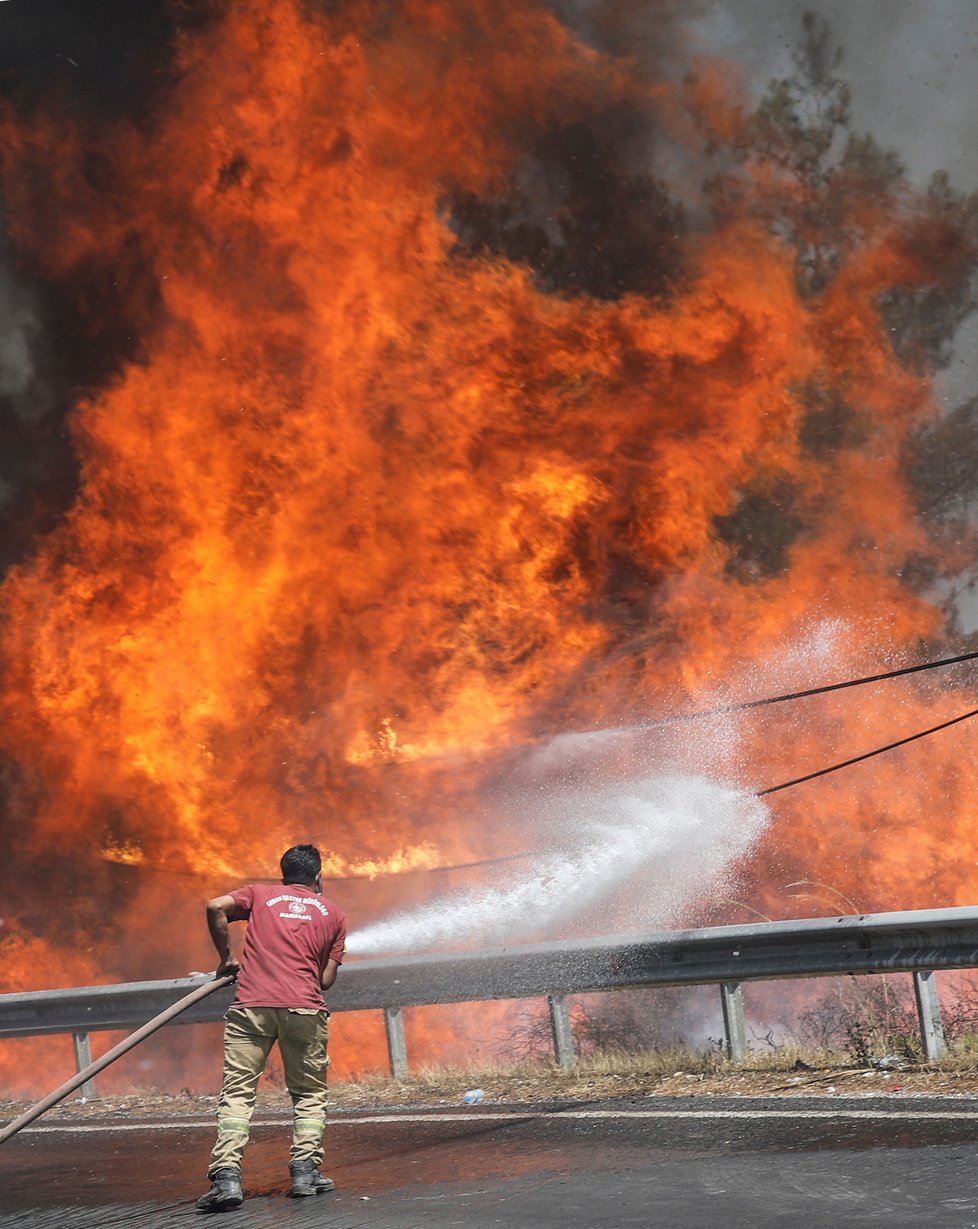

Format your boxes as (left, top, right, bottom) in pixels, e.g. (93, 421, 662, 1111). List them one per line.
(660, 647, 978, 727)
(757, 706, 978, 796)
(106, 649, 978, 880)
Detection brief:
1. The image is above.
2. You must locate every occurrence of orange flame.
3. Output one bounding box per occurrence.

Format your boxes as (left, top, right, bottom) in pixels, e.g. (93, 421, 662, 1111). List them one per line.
(0, 0, 975, 1091)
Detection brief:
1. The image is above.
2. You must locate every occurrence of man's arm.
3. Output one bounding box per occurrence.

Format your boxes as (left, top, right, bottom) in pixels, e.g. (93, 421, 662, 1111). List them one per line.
(320, 958, 340, 990)
(206, 894, 245, 977)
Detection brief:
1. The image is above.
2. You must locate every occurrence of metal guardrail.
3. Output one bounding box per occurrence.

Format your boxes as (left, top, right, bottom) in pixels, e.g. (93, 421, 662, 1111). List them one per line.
(1, 906, 976, 1087)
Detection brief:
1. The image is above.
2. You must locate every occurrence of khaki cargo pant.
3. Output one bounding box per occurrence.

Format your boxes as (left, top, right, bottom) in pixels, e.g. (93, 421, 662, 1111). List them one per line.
(208, 1006, 330, 1175)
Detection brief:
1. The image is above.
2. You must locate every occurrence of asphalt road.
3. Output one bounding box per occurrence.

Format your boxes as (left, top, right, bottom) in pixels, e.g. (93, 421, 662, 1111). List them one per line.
(1, 1096, 978, 1228)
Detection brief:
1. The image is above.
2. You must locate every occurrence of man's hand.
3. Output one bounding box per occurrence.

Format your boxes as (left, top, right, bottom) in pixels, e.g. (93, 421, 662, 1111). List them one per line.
(216, 957, 240, 979)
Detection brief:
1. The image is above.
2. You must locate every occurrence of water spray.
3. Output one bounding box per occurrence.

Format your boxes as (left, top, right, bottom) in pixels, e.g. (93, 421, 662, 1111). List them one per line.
(348, 774, 768, 956)
(346, 648, 978, 957)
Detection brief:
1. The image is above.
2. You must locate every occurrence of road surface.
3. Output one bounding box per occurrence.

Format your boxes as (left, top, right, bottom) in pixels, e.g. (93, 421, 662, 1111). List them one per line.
(1, 1095, 977, 1227)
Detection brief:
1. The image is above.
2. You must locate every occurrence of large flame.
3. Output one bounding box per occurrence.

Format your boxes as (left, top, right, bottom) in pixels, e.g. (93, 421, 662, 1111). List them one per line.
(0, 0, 975, 1091)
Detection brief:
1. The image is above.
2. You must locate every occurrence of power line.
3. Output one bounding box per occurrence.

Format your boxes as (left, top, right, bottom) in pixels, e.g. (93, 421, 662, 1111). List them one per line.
(102, 648, 978, 880)
(336, 698, 978, 867)
(327, 853, 532, 881)
(337, 699, 978, 866)
(658, 648, 978, 727)
(110, 703, 978, 881)
(757, 706, 978, 797)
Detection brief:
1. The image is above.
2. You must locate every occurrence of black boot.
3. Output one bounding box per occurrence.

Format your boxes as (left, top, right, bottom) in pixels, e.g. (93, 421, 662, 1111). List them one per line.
(196, 1167, 243, 1213)
(289, 1158, 335, 1197)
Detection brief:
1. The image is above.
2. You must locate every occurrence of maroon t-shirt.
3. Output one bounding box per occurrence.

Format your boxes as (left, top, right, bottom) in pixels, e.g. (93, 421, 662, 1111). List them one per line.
(229, 883, 347, 1011)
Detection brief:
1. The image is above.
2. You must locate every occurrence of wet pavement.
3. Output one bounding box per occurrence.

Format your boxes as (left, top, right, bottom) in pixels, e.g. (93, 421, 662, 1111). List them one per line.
(1, 1096, 978, 1227)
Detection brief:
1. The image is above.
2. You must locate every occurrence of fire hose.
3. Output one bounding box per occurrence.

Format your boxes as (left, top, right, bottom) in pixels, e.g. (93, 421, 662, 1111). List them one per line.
(0, 972, 235, 1146)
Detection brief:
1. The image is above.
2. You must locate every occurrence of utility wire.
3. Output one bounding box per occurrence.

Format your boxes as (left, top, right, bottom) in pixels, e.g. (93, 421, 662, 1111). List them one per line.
(758, 706, 978, 796)
(331, 700, 978, 865)
(398, 649, 978, 853)
(102, 649, 978, 879)
(337, 696, 978, 864)
(660, 648, 978, 727)
(107, 703, 978, 880)
(260, 852, 533, 883)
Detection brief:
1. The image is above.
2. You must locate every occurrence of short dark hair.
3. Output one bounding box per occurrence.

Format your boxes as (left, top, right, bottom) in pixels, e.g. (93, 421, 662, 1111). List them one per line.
(280, 844, 322, 885)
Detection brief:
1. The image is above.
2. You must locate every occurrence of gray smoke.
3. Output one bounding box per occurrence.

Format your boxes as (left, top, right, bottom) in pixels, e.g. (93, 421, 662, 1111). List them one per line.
(687, 1, 978, 410)
(689, 1, 978, 190)
(0, 227, 54, 425)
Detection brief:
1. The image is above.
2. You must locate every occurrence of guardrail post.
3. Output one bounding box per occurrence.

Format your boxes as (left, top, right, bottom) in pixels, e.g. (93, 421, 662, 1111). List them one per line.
(547, 994, 575, 1069)
(912, 970, 946, 1060)
(719, 983, 746, 1062)
(72, 1031, 97, 1099)
(384, 1006, 409, 1079)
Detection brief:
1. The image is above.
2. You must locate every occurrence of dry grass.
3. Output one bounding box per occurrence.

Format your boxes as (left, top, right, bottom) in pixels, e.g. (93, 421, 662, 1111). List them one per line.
(6, 1043, 978, 1123)
(329, 1044, 978, 1107)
